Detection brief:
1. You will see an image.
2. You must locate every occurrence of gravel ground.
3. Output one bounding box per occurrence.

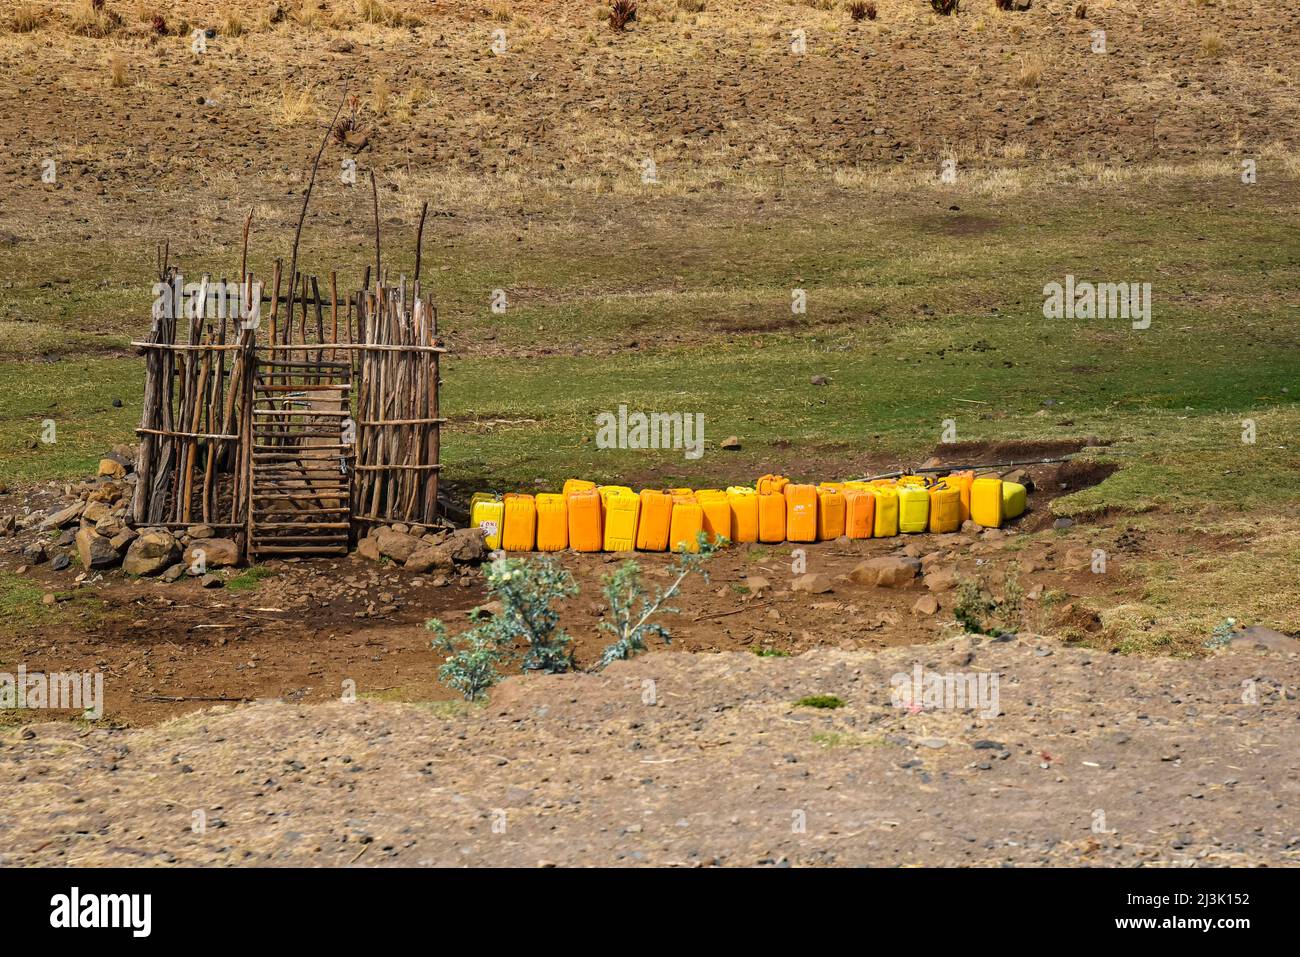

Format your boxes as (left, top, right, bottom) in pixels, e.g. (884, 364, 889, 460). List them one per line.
(2, 633, 1296, 867)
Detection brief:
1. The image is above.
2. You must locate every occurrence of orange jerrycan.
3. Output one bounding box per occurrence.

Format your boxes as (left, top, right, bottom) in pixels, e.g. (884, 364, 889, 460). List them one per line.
(784, 484, 818, 543)
(843, 488, 875, 539)
(897, 484, 930, 534)
(669, 495, 704, 553)
(567, 487, 603, 551)
(816, 486, 846, 540)
(635, 490, 673, 551)
(696, 490, 731, 545)
(947, 470, 974, 523)
(601, 488, 640, 552)
(501, 493, 537, 551)
(969, 476, 1004, 528)
(757, 490, 786, 543)
(563, 478, 597, 497)
(726, 486, 759, 543)
(756, 473, 789, 495)
(535, 493, 568, 551)
(872, 484, 900, 537)
(470, 495, 504, 550)
(928, 483, 961, 534)
(1001, 481, 1028, 521)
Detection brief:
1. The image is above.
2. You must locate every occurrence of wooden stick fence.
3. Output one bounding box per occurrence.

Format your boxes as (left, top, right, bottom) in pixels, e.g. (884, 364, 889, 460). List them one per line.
(130, 264, 444, 559)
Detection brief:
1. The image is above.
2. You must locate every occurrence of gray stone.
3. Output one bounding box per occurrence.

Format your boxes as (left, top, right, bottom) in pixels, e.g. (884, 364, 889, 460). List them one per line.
(38, 501, 84, 531)
(184, 538, 238, 570)
(447, 527, 488, 564)
(76, 528, 120, 570)
(850, 556, 921, 587)
(376, 527, 423, 563)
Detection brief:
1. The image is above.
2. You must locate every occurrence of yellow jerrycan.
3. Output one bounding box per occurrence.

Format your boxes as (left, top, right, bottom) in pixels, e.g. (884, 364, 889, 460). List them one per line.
(969, 476, 1004, 528)
(927, 483, 961, 534)
(601, 488, 641, 552)
(696, 489, 732, 545)
(897, 484, 930, 534)
(470, 496, 505, 550)
(534, 493, 568, 551)
(1001, 481, 1028, 521)
(947, 470, 974, 523)
(872, 484, 900, 537)
(501, 493, 537, 551)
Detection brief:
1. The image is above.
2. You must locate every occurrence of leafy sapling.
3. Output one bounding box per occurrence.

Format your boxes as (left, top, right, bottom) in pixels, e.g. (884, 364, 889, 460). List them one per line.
(427, 555, 579, 700)
(597, 532, 724, 669)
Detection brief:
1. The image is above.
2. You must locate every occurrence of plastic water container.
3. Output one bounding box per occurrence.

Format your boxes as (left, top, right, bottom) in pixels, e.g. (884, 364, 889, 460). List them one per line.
(636, 490, 673, 551)
(669, 499, 704, 553)
(897, 485, 930, 534)
(928, 484, 961, 534)
(602, 488, 640, 551)
(471, 497, 505, 550)
(784, 484, 818, 542)
(567, 487, 604, 551)
(872, 485, 899, 537)
(696, 490, 731, 545)
(970, 476, 1004, 528)
(843, 488, 875, 539)
(816, 486, 846, 540)
(947, 470, 975, 523)
(1001, 481, 1028, 520)
(502, 493, 536, 551)
(535, 493, 568, 551)
(756, 474, 789, 495)
(726, 487, 759, 543)
(562, 478, 597, 497)
(758, 491, 786, 543)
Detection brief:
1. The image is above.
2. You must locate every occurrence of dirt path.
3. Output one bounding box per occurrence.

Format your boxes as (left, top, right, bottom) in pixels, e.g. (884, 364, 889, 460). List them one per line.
(2, 635, 1295, 867)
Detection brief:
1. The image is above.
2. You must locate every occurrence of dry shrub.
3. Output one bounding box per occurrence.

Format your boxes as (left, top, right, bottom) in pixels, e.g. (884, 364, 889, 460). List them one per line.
(931, 0, 959, 14)
(10, 3, 47, 32)
(677, 0, 705, 11)
(847, 1, 875, 21)
(1015, 54, 1043, 88)
(1074, 2, 1086, 17)
(70, 0, 122, 36)
(107, 53, 127, 88)
(1200, 31, 1224, 57)
(608, 0, 637, 31)
(491, 3, 511, 22)
(278, 82, 315, 125)
(222, 11, 244, 37)
(355, 0, 412, 27)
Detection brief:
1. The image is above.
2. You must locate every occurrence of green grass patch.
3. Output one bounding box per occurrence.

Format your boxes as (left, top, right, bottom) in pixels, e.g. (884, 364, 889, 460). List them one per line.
(226, 565, 274, 592)
(795, 694, 845, 709)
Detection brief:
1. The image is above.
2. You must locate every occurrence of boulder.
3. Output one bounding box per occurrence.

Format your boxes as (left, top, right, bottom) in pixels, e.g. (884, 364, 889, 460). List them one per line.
(184, 538, 239, 570)
(447, 527, 488, 564)
(76, 528, 120, 570)
(82, 501, 112, 525)
(97, 458, 127, 479)
(745, 575, 772, 594)
(912, 594, 940, 616)
(162, 563, 186, 583)
(405, 542, 454, 573)
(109, 528, 138, 552)
(851, 556, 921, 587)
(791, 573, 833, 594)
(356, 537, 381, 562)
(122, 529, 180, 576)
(21, 541, 48, 564)
(720, 436, 742, 450)
(923, 567, 959, 592)
(38, 501, 84, 531)
(376, 527, 423, 563)
(186, 524, 215, 539)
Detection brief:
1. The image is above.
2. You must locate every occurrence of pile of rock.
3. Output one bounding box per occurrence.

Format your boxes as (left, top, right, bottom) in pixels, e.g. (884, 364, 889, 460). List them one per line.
(5, 446, 238, 584)
(356, 523, 488, 575)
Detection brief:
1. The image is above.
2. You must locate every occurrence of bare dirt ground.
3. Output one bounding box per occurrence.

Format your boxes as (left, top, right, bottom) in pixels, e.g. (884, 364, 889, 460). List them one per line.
(2, 634, 1295, 867)
(2, 449, 1145, 727)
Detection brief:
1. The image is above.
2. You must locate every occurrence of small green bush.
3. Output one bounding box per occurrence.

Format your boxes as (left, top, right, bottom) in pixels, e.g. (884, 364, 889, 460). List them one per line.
(795, 694, 844, 709)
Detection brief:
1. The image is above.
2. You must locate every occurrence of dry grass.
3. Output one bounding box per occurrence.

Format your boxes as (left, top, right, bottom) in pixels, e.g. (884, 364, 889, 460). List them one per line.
(1015, 54, 1044, 89)
(608, 0, 637, 30)
(222, 11, 244, 37)
(369, 77, 391, 117)
(107, 53, 127, 88)
(1200, 31, 1224, 57)
(677, 0, 706, 11)
(930, 0, 959, 14)
(10, 3, 47, 33)
(277, 82, 316, 126)
(491, 3, 512, 22)
(355, 0, 413, 28)
(847, 1, 875, 21)
(70, 0, 121, 37)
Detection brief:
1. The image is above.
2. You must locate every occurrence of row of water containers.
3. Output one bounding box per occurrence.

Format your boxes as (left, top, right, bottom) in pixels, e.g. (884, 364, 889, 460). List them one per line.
(469, 472, 1028, 554)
